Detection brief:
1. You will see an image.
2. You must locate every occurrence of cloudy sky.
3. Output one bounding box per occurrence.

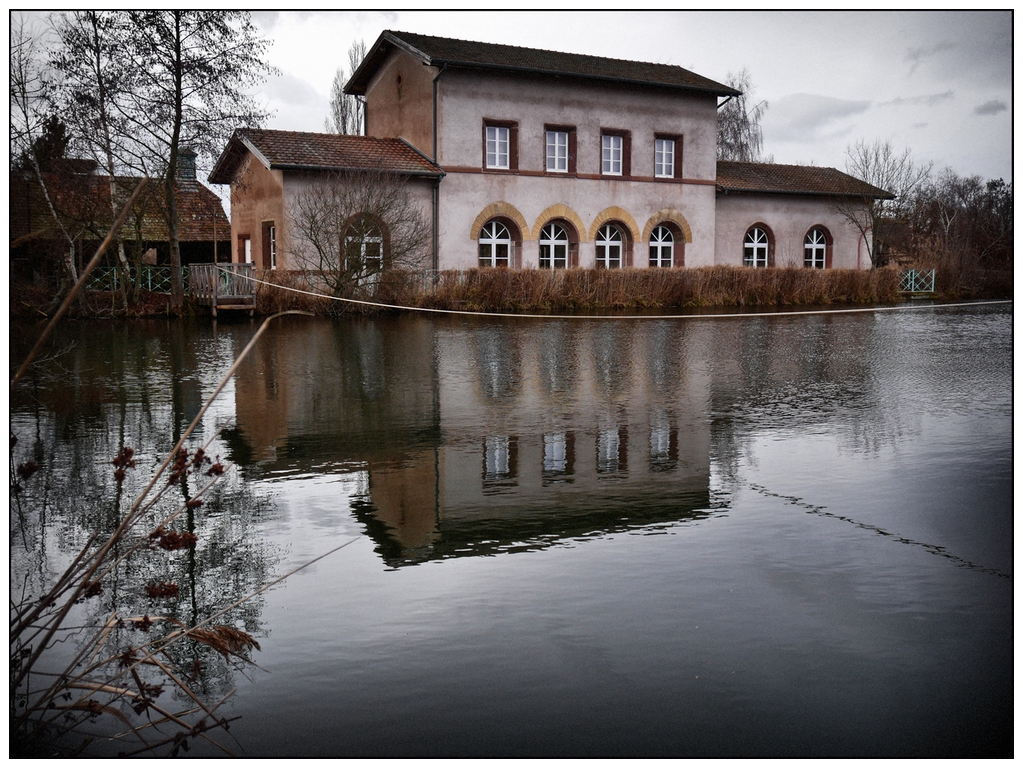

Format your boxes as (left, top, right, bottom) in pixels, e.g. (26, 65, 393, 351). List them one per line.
(250, 10, 1012, 183)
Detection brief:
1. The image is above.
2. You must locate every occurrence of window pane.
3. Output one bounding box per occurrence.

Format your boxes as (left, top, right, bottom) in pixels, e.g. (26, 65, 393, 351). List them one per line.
(602, 135, 622, 174)
(486, 125, 509, 169)
(546, 131, 568, 172)
(655, 139, 674, 177)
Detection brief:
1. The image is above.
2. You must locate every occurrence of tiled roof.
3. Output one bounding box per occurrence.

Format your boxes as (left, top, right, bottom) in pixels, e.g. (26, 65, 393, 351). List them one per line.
(716, 161, 894, 199)
(209, 129, 444, 183)
(346, 30, 739, 97)
(10, 172, 229, 243)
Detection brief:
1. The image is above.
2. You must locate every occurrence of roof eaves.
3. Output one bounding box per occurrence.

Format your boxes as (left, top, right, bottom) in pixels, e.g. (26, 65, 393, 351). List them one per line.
(397, 137, 445, 176)
(272, 162, 445, 178)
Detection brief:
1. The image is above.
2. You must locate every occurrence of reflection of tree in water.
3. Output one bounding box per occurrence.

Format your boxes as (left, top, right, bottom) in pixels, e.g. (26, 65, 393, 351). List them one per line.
(11, 320, 280, 708)
(472, 322, 522, 400)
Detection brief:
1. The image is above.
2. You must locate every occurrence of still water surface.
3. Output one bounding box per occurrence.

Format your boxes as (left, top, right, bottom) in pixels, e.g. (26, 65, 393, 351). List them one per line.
(10, 304, 1012, 756)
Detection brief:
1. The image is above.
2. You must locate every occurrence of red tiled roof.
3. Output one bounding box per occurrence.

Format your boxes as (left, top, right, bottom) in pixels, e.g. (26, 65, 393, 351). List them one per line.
(10, 172, 229, 243)
(716, 161, 894, 199)
(346, 30, 739, 97)
(209, 129, 444, 183)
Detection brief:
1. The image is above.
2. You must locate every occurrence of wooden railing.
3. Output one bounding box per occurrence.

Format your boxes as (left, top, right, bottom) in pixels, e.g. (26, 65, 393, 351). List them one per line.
(188, 264, 256, 313)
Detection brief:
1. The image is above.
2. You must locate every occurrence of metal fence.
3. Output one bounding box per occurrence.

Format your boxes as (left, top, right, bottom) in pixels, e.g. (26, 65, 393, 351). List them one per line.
(86, 265, 189, 294)
(899, 268, 936, 294)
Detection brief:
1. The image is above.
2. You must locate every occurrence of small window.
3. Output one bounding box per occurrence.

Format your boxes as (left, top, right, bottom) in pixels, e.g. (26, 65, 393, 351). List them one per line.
(654, 138, 674, 178)
(485, 125, 509, 169)
(345, 224, 384, 275)
(649, 226, 674, 268)
(238, 234, 251, 264)
(546, 130, 569, 173)
(805, 228, 828, 269)
(539, 223, 570, 269)
(744, 226, 770, 268)
(602, 134, 623, 175)
(596, 224, 624, 269)
(479, 220, 512, 268)
(261, 221, 276, 270)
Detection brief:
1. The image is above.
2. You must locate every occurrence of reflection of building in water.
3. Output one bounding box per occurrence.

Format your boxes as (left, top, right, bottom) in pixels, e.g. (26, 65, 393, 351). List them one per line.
(230, 317, 713, 566)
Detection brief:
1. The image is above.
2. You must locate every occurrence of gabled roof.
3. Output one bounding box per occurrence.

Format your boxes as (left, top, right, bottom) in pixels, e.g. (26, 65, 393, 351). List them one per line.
(716, 161, 894, 199)
(10, 171, 229, 243)
(209, 129, 444, 185)
(346, 30, 740, 98)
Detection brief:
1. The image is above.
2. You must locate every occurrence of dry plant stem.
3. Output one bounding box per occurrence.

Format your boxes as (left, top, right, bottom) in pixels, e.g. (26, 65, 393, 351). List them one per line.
(10, 178, 149, 390)
(12, 311, 312, 697)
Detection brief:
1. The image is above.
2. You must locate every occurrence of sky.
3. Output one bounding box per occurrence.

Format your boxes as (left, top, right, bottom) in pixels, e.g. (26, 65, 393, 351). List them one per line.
(249, 10, 1013, 183)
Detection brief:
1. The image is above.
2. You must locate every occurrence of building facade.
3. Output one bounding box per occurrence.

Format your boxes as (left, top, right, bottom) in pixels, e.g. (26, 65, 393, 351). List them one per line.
(211, 30, 890, 273)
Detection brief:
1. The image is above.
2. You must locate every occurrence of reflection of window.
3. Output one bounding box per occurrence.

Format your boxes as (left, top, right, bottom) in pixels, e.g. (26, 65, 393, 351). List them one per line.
(804, 228, 828, 269)
(744, 226, 770, 268)
(649, 417, 678, 472)
(595, 224, 623, 269)
(597, 426, 627, 475)
(543, 432, 575, 485)
(482, 435, 518, 493)
(479, 220, 512, 268)
(539, 223, 570, 269)
(649, 225, 674, 268)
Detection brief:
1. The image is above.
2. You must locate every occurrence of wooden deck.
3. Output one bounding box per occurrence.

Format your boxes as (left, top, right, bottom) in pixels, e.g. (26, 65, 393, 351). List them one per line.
(188, 264, 256, 317)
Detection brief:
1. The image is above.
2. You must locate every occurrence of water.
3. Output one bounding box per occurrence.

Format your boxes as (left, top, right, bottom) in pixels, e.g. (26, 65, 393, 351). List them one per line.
(10, 304, 1012, 757)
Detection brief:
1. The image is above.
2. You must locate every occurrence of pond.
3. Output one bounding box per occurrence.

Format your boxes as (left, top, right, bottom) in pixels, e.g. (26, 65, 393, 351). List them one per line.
(10, 303, 1012, 757)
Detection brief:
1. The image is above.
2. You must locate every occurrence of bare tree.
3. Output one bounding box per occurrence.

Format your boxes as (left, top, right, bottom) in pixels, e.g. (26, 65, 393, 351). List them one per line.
(836, 139, 932, 267)
(104, 11, 275, 313)
(717, 67, 769, 162)
(288, 169, 429, 297)
(324, 39, 366, 135)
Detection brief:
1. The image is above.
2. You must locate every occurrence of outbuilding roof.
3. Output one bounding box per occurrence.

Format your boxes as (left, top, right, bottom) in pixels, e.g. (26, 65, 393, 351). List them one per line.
(346, 30, 740, 97)
(716, 161, 894, 199)
(208, 129, 444, 184)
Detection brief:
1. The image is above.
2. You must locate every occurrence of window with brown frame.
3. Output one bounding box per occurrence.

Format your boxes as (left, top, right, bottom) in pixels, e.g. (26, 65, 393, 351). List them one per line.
(544, 124, 576, 174)
(483, 120, 518, 171)
(654, 133, 683, 179)
(601, 129, 631, 177)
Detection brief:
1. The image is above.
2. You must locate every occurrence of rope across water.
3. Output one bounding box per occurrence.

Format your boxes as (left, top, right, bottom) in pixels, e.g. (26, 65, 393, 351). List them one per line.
(226, 268, 1011, 321)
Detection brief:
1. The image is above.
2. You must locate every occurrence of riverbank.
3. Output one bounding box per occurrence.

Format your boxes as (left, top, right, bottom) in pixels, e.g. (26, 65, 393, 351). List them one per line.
(11, 264, 1012, 320)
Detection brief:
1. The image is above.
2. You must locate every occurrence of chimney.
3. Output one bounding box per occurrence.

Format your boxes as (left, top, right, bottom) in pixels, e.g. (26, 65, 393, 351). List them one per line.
(177, 147, 198, 191)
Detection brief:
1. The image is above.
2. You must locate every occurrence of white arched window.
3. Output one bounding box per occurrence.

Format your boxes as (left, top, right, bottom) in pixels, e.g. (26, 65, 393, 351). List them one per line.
(344, 223, 383, 274)
(743, 227, 769, 268)
(596, 224, 623, 269)
(649, 226, 674, 268)
(804, 228, 828, 269)
(539, 223, 569, 269)
(479, 221, 512, 267)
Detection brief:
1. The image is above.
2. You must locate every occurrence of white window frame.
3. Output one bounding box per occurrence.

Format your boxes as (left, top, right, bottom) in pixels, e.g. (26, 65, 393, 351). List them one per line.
(595, 224, 623, 269)
(744, 227, 769, 268)
(602, 134, 623, 175)
(267, 224, 276, 270)
(485, 125, 509, 169)
(546, 130, 569, 173)
(539, 223, 569, 269)
(655, 138, 675, 178)
(479, 220, 513, 268)
(804, 228, 827, 269)
(649, 225, 674, 268)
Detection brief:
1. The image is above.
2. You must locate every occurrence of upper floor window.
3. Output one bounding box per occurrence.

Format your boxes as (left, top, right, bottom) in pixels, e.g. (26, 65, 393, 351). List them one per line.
(654, 138, 675, 178)
(654, 138, 679, 178)
(483, 121, 517, 170)
(485, 125, 509, 169)
(602, 134, 623, 175)
(546, 130, 569, 172)
(744, 226, 771, 268)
